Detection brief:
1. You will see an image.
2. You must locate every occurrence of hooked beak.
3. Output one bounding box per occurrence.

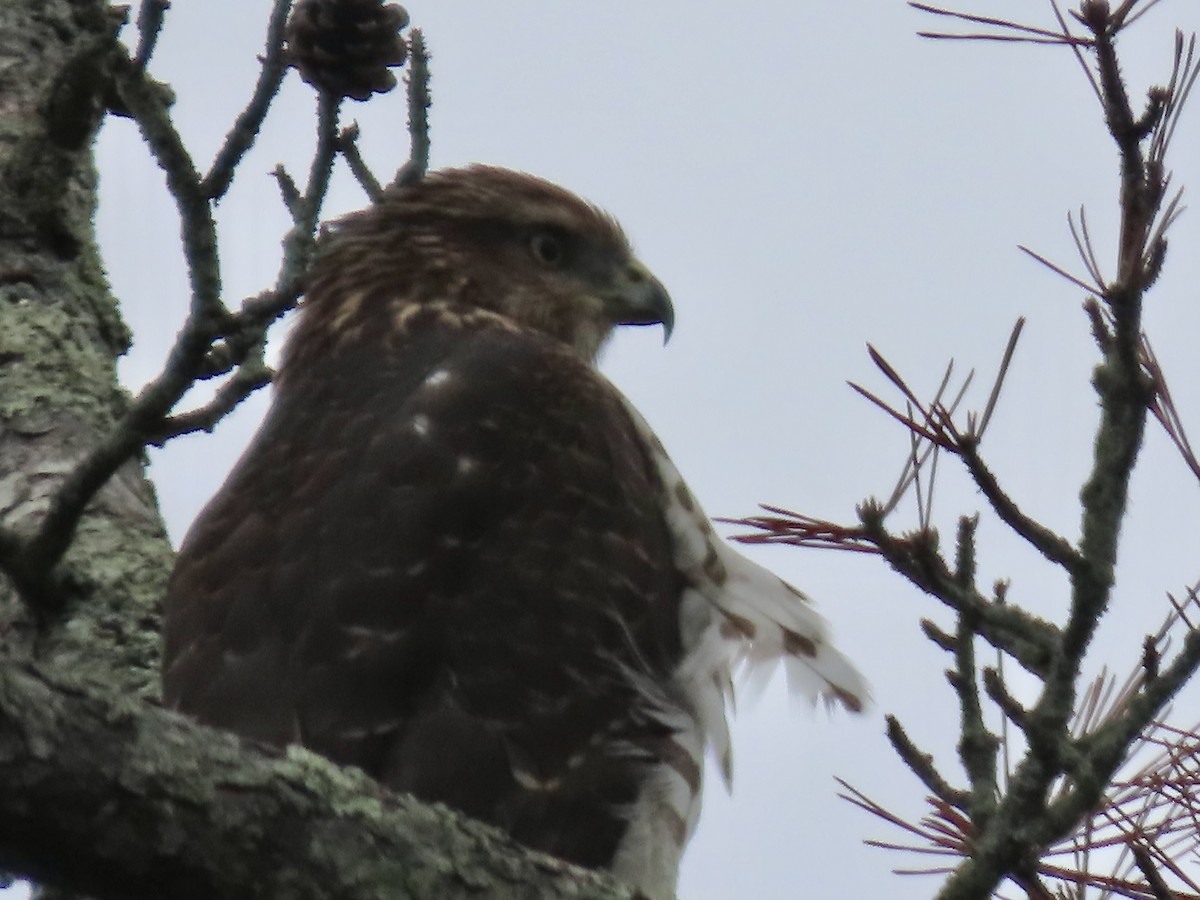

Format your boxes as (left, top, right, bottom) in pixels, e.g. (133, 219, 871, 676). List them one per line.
(604, 259, 675, 344)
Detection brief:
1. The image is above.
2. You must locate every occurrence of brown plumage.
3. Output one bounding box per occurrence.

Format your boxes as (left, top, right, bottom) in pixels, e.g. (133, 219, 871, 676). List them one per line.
(163, 165, 864, 898)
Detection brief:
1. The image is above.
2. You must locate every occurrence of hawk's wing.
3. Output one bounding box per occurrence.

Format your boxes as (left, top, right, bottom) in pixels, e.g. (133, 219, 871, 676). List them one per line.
(163, 306, 688, 869)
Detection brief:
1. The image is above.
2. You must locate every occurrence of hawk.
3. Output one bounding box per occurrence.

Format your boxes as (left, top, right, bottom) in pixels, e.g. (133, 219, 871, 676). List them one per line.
(162, 165, 865, 898)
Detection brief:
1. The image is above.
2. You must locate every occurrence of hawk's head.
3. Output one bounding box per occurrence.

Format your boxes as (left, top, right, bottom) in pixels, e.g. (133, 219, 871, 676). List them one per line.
(293, 165, 673, 362)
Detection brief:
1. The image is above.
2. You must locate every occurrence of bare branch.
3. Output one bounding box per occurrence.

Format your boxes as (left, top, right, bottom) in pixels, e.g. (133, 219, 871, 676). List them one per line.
(300, 90, 341, 224)
(0, 663, 638, 900)
(337, 123, 383, 201)
(981, 667, 1030, 732)
(200, 0, 294, 200)
(272, 163, 302, 219)
(395, 28, 430, 186)
(948, 519, 1001, 828)
(887, 716, 971, 811)
(132, 0, 169, 71)
(148, 353, 274, 445)
(958, 442, 1084, 572)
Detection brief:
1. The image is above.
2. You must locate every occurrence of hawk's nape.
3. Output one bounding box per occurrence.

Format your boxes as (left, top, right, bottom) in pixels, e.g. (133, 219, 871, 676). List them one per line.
(162, 165, 866, 899)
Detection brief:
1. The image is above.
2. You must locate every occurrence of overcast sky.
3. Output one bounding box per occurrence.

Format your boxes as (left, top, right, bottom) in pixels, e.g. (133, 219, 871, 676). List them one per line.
(26, 2, 1200, 897)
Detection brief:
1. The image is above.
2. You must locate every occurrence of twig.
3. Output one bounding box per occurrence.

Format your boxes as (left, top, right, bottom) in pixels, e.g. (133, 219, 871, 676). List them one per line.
(180, 91, 341, 428)
(148, 354, 274, 445)
(957, 443, 1083, 572)
(887, 716, 971, 810)
(866, 522, 1060, 677)
(200, 0, 294, 200)
(272, 164, 302, 219)
(337, 123, 383, 201)
(857, 327, 1082, 573)
(395, 28, 430, 186)
(981, 667, 1030, 733)
(921, 619, 957, 654)
(300, 91, 340, 224)
(949, 518, 1001, 829)
(132, 0, 170, 71)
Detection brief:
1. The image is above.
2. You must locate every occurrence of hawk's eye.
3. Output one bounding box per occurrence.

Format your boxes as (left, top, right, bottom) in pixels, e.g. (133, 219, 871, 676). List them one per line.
(529, 231, 565, 267)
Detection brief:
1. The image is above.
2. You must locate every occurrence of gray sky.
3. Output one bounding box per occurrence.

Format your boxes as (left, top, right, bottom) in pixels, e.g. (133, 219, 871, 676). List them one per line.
(28, 2, 1200, 897)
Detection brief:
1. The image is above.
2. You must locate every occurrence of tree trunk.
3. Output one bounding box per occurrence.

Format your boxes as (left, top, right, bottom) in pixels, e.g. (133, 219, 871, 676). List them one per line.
(0, 0, 170, 698)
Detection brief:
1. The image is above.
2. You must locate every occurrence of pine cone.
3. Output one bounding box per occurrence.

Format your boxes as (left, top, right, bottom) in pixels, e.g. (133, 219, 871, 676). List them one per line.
(286, 0, 410, 101)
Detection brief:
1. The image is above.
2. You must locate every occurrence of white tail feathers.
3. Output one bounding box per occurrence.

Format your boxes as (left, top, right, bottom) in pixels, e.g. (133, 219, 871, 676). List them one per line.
(613, 390, 867, 791)
(714, 544, 868, 714)
(674, 542, 868, 791)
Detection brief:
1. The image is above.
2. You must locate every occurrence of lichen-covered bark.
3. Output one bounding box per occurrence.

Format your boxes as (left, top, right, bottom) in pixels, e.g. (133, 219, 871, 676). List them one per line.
(0, 662, 637, 900)
(0, 0, 171, 697)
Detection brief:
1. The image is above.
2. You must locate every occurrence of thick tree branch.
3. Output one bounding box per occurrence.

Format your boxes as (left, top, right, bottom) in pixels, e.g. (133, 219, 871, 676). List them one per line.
(0, 662, 637, 900)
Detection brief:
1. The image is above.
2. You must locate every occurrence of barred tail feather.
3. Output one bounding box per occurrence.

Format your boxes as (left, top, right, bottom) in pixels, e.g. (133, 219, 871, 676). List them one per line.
(715, 544, 868, 714)
(613, 391, 867, 792)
